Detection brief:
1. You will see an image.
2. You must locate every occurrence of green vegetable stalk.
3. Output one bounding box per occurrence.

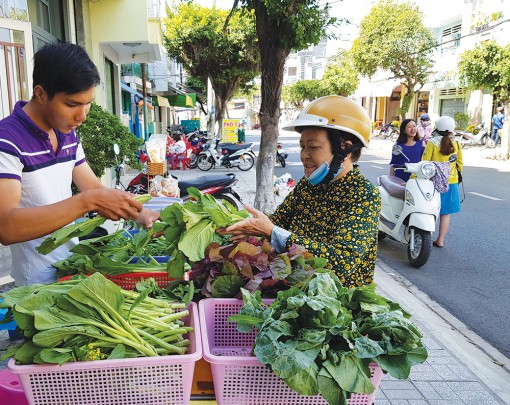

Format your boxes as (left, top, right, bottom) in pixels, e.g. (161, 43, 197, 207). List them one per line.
(0, 273, 192, 365)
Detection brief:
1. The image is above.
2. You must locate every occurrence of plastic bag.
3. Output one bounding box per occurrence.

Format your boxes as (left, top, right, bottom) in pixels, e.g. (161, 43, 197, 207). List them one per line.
(146, 134, 167, 163)
(274, 173, 295, 197)
(149, 175, 180, 198)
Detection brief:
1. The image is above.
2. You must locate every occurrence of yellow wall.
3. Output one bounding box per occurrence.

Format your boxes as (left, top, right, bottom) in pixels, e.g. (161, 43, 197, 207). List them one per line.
(89, 0, 149, 44)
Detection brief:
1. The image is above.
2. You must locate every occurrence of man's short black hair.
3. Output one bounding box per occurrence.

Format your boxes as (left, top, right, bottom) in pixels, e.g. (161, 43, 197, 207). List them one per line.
(33, 42, 100, 99)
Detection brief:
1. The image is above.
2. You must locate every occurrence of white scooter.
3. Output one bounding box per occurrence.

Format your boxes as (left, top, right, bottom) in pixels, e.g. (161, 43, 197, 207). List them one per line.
(197, 139, 256, 171)
(377, 145, 456, 268)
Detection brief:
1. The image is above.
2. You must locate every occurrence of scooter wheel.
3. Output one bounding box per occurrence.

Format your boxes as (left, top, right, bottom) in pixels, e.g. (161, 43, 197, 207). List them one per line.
(238, 154, 255, 171)
(377, 231, 387, 241)
(277, 155, 286, 167)
(189, 153, 198, 169)
(197, 154, 214, 171)
(407, 227, 431, 268)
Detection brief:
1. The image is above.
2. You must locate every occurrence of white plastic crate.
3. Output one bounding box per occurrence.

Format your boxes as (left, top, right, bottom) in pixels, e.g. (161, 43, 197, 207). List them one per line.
(199, 298, 383, 405)
(8, 303, 201, 405)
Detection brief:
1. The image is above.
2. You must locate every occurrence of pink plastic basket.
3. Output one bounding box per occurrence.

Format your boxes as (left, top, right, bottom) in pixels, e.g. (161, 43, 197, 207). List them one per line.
(199, 298, 383, 405)
(8, 303, 201, 405)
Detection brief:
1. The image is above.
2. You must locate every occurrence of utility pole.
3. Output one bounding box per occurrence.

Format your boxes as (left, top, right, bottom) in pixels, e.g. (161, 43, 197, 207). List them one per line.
(141, 63, 148, 140)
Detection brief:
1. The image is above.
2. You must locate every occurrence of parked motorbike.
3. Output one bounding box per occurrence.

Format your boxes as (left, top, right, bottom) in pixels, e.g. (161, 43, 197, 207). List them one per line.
(455, 122, 494, 148)
(276, 141, 288, 167)
(379, 123, 399, 141)
(126, 171, 243, 210)
(377, 145, 457, 268)
(186, 132, 210, 169)
(197, 139, 256, 171)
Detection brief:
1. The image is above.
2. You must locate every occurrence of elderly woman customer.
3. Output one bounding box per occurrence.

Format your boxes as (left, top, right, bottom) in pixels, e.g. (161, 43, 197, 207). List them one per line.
(219, 96, 381, 288)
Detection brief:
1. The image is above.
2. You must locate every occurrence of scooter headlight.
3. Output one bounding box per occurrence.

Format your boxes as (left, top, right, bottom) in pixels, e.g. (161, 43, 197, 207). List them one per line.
(421, 162, 436, 178)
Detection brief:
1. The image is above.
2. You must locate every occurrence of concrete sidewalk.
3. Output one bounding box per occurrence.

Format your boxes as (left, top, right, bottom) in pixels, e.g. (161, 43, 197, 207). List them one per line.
(1, 164, 510, 404)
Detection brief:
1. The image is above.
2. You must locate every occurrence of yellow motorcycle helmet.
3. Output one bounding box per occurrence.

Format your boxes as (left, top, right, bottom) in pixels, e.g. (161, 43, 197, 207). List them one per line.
(282, 95, 371, 147)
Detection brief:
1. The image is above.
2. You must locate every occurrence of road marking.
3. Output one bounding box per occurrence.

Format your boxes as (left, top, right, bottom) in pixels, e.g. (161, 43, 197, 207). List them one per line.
(468, 192, 502, 201)
(371, 165, 386, 169)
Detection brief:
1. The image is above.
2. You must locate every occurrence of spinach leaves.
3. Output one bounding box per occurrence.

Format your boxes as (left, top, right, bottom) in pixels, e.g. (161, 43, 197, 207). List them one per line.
(231, 272, 428, 405)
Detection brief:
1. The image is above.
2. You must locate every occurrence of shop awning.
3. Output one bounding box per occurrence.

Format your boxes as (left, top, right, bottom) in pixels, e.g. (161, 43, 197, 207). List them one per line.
(121, 82, 152, 104)
(166, 93, 196, 108)
(153, 95, 171, 108)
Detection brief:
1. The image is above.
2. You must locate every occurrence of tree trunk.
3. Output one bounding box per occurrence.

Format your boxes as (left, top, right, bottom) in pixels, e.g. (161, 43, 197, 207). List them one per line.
(215, 94, 226, 140)
(253, 2, 290, 213)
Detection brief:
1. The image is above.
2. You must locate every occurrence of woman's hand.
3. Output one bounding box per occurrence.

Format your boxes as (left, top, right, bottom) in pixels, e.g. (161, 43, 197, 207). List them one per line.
(136, 208, 160, 229)
(217, 204, 274, 242)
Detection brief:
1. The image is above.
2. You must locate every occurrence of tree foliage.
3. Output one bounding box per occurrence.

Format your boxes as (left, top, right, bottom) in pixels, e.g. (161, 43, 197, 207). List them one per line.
(282, 51, 358, 110)
(350, 0, 435, 119)
(164, 3, 260, 135)
(458, 40, 510, 158)
(77, 103, 142, 179)
(229, 0, 336, 212)
(458, 40, 510, 101)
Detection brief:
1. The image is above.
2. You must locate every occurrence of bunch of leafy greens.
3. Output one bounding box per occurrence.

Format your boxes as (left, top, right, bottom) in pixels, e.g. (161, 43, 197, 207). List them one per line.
(36, 194, 152, 254)
(51, 228, 170, 279)
(154, 187, 249, 279)
(0, 273, 192, 365)
(230, 272, 428, 405)
(190, 238, 327, 299)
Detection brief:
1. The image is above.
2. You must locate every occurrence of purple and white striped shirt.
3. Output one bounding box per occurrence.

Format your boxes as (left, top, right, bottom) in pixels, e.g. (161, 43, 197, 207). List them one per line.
(0, 101, 86, 285)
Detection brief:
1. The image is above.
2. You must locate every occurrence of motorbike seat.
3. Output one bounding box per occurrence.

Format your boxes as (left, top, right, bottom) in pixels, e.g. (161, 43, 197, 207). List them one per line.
(379, 175, 406, 200)
(178, 173, 237, 197)
(219, 142, 253, 153)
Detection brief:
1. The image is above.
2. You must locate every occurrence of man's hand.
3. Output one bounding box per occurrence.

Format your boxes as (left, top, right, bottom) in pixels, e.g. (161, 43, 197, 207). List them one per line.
(217, 204, 274, 242)
(83, 188, 143, 221)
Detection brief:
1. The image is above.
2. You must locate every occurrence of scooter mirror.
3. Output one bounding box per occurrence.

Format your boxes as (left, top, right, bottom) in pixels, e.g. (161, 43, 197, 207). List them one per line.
(392, 144, 403, 155)
(113, 143, 120, 156)
(449, 153, 458, 163)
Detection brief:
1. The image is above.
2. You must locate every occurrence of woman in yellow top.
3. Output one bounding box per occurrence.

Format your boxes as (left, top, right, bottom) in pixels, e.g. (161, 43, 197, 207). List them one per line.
(422, 116, 463, 248)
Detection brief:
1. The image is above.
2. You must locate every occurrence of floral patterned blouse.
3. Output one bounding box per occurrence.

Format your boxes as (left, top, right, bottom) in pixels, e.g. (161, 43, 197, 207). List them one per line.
(271, 166, 381, 288)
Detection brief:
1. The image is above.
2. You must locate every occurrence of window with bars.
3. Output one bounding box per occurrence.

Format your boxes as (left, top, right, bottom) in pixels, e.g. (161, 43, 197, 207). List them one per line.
(441, 24, 462, 49)
(439, 88, 466, 96)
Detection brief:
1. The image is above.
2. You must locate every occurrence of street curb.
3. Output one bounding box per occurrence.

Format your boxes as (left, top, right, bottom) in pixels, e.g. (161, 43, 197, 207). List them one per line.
(375, 259, 510, 404)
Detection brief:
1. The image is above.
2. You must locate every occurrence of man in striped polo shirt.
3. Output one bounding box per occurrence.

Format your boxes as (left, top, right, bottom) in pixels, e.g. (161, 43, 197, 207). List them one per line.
(0, 43, 158, 286)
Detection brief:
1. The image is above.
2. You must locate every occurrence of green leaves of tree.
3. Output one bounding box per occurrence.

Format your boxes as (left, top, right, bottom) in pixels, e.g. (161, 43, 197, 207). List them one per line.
(458, 40, 510, 102)
(350, 0, 436, 117)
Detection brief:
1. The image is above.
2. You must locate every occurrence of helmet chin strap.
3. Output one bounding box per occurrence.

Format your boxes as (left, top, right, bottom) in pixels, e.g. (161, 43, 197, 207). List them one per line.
(320, 143, 362, 186)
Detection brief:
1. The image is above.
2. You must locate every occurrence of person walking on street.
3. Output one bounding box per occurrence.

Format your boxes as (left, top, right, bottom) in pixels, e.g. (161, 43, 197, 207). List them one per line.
(417, 113, 433, 144)
(218, 96, 381, 288)
(0, 42, 159, 286)
(389, 119, 424, 182)
(491, 106, 504, 146)
(422, 116, 463, 248)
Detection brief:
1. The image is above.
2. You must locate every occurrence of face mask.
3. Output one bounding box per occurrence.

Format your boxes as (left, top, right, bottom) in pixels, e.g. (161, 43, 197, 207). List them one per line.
(307, 156, 342, 185)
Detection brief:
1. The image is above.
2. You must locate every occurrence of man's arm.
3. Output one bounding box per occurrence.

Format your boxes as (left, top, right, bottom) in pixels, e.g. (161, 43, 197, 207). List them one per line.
(0, 162, 142, 245)
(73, 162, 159, 229)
